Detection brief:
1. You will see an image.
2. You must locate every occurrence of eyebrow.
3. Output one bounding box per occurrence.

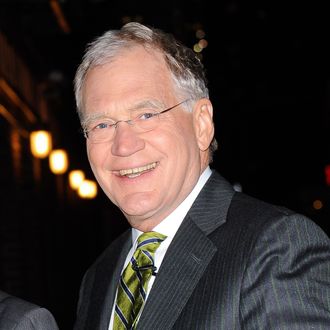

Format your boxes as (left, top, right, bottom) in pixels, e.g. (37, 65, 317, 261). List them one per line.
(82, 99, 165, 127)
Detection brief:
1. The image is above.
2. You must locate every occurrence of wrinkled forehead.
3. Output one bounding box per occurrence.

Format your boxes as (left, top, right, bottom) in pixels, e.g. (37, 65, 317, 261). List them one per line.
(81, 48, 177, 119)
(81, 99, 166, 126)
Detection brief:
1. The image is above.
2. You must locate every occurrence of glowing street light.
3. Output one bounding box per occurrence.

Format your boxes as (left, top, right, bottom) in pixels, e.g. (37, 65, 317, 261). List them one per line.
(49, 149, 68, 174)
(30, 130, 52, 158)
(78, 180, 98, 199)
(69, 170, 85, 190)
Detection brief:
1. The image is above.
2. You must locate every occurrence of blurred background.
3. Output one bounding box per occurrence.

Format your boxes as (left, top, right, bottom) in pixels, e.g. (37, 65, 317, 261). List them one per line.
(0, 1, 329, 329)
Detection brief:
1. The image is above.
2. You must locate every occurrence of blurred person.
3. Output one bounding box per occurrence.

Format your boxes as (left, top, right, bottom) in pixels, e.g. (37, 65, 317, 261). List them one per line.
(0, 290, 59, 330)
(73, 22, 330, 329)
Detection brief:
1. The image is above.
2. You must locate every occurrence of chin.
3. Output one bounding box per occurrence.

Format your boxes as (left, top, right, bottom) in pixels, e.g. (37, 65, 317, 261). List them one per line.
(120, 199, 159, 220)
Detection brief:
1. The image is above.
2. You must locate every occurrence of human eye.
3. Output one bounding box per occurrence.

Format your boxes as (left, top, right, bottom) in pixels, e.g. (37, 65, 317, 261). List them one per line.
(92, 120, 115, 131)
(137, 111, 158, 121)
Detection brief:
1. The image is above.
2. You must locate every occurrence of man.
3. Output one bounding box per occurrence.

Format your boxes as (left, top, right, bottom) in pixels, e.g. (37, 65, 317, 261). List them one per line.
(0, 290, 59, 330)
(73, 22, 330, 329)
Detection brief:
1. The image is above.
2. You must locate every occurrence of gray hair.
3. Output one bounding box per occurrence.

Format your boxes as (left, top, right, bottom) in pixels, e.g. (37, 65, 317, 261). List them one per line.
(74, 22, 217, 159)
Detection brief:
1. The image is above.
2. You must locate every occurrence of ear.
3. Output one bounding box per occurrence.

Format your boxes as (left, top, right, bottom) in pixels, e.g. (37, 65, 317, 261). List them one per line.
(193, 98, 215, 151)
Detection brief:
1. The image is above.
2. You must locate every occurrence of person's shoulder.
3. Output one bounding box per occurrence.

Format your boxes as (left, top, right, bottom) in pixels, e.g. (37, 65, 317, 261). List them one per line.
(0, 291, 38, 319)
(231, 191, 294, 218)
(230, 191, 329, 242)
(81, 227, 131, 282)
(94, 228, 131, 267)
(16, 306, 59, 330)
(0, 291, 58, 330)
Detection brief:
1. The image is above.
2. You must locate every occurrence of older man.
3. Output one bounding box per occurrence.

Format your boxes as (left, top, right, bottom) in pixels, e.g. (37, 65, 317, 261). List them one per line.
(73, 22, 330, 329)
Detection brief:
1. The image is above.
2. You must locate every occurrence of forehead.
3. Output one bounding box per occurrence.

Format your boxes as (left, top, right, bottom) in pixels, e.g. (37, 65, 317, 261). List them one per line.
(82, 99, 165, 126)
(82, 46, 175, 117)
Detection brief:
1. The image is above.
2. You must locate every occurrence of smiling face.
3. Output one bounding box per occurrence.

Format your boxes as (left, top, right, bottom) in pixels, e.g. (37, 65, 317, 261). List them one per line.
(82, 45, 214, 230)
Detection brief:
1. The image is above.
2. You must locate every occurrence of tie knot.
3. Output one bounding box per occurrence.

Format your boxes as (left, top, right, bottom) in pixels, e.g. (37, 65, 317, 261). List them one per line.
(136, 231, 167, 254)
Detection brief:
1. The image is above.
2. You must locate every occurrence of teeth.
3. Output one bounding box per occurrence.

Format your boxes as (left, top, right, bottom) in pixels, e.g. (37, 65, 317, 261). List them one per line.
(119, 162, 157, 176)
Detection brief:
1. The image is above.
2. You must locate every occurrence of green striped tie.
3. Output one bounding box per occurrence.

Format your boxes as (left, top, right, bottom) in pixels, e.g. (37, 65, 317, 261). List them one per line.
(114, 231, 167, 329)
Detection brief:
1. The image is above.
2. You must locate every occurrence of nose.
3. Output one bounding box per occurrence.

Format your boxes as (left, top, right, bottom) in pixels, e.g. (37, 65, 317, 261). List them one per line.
(111, 121, 145, 156)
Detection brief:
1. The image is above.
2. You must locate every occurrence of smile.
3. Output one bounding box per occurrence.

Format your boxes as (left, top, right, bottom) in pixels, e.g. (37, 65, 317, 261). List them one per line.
(119, 162, 157, 178)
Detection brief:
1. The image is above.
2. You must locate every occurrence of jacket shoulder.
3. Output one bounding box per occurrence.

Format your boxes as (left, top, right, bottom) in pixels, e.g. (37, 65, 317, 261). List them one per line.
(0, 293, 58, 330)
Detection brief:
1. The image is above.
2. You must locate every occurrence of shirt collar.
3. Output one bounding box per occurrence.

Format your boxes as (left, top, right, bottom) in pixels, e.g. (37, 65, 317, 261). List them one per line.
(132, 166, 212, 244)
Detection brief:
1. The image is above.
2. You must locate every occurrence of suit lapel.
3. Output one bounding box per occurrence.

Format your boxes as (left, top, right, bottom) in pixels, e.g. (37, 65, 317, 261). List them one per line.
(137, 171, 235, 329)
(137, 216, 216, 329)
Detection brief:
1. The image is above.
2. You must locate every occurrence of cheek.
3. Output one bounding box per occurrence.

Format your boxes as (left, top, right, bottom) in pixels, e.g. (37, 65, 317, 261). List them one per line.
(154, 125, 199, 172)
(174, 121, 199, 155)
(149, 128, 185, 159)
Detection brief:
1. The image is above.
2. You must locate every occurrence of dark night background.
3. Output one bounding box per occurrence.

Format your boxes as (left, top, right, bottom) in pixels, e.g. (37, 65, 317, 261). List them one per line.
(0, 1, 329, 329)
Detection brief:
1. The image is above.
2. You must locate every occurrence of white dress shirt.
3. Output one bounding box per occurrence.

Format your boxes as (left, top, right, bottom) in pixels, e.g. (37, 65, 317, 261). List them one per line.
(108, 167, 212, 329)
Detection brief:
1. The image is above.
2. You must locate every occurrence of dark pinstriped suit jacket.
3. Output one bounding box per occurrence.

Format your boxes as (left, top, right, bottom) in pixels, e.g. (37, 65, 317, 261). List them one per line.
(0, 291, 59, 330)
(74, 171, 330, 329)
